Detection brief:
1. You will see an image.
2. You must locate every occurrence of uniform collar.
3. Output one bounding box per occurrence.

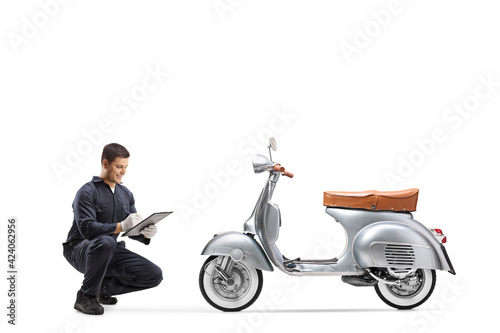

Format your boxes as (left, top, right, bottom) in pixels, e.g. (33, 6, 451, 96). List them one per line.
(92, 176, 123, 185)
(92, 176, 104, 183)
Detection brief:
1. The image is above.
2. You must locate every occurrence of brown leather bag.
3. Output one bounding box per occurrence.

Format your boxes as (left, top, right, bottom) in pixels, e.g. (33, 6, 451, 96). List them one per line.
(323, 188, 419, 212)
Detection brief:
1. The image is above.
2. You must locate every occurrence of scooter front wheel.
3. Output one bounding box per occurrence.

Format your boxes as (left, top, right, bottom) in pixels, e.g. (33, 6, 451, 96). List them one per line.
(199, 255, 263, 312)
(375, 268, 436, 310)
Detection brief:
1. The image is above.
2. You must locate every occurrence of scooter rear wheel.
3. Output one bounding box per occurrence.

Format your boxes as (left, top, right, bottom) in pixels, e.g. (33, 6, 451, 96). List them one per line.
(199, 255, 263, 312)
(375, 268, 436, 310)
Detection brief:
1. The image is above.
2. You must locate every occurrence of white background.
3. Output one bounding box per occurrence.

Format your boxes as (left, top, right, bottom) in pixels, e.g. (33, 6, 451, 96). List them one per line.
(1, 1, 499, 332)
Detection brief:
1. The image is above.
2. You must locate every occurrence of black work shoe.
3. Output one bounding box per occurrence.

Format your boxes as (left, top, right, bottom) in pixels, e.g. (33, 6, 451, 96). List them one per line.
(74, 290, 104, 315)
(97, 285, 118, 305)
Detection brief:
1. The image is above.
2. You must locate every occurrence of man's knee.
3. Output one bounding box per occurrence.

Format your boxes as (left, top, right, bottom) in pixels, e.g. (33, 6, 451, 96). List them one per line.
(149, 264, 163, 287)
(89, 235, 116, 256)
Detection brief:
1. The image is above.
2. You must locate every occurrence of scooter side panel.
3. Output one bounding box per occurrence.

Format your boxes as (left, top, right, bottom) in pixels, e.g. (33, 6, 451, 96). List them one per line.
(201, 231, 274, 271)
(325, 208, 410, 268)
(326, 207, 451, 272)
(352, 222, 442, 270)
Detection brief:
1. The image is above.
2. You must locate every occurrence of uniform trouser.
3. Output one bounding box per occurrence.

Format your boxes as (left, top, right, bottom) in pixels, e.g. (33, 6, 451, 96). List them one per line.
(63, 234, 163, 297)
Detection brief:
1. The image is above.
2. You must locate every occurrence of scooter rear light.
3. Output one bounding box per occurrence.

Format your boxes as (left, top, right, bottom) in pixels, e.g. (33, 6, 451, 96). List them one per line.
(430, 228, 446, 243)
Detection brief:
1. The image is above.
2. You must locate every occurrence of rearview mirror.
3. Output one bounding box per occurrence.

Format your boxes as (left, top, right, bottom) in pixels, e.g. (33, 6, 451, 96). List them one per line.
(269, 137, 277, 151)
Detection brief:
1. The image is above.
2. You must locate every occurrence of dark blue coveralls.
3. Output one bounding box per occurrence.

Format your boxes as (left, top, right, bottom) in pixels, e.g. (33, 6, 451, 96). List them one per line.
(63, 176, 163, 297)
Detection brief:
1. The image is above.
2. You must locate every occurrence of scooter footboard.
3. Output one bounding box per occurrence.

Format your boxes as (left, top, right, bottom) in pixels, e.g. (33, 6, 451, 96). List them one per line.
(352, 221, 451, 272)
(201, 231, 274, 271)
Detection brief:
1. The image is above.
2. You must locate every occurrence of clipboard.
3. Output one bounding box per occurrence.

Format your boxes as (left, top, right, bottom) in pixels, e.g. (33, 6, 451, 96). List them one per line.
(121, 211, 173, 237)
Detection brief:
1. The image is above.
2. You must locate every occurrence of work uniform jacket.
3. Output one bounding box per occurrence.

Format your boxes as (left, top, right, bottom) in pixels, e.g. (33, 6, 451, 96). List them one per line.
(64, 176, 149, 245)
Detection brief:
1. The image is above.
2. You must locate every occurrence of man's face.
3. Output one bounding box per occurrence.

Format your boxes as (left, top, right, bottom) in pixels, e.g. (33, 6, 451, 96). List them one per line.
(103, 157, 129, 186)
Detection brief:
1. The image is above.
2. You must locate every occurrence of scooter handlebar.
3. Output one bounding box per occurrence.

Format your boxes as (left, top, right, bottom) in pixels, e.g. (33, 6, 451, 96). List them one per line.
(273, 164, 285, 172)
(273, 163, 294, 178)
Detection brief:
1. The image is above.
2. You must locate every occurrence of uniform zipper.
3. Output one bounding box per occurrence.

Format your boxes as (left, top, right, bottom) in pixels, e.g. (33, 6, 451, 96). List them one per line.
(110, 185, 116, 224)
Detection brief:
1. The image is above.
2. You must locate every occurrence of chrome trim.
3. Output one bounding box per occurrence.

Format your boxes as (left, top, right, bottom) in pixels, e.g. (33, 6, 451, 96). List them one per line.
(366, 269, 401, 286)
(215, 265, 230, 282)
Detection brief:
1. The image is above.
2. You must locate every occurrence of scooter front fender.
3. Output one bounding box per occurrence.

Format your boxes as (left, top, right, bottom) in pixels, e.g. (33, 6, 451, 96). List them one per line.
(201, 231, 274, 271)
(352, 221, 452, 272)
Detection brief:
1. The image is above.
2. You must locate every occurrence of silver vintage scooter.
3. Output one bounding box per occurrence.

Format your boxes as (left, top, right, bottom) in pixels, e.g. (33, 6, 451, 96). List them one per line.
(199, 138, 455, 311)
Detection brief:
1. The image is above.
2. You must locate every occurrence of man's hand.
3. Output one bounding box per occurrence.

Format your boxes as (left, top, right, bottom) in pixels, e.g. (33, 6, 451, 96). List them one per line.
(140, 224, 157, 239)
(119, 213, 143, 232)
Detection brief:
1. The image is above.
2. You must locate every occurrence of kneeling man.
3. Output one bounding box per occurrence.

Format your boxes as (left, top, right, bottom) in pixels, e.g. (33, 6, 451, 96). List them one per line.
(63, 143, 162, 315)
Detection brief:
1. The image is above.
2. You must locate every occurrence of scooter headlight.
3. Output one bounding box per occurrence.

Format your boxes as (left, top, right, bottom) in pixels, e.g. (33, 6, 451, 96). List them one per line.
(252, 154, 273, 173)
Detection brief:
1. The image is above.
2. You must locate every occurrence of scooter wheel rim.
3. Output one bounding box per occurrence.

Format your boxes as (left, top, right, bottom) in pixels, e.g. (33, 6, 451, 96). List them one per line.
(211, 263, 251, 300)
(386, 269, 426, 298)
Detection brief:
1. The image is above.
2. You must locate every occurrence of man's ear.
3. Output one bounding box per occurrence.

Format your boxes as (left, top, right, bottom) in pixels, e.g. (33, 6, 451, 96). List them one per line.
(102, 159, 109, 169)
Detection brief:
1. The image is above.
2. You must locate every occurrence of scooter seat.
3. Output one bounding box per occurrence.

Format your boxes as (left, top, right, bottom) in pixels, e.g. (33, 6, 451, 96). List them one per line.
(323, 188, 419, 212)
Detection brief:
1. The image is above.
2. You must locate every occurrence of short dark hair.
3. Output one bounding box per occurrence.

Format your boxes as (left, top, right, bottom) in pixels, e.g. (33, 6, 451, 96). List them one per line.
(101, 143, 130, 164)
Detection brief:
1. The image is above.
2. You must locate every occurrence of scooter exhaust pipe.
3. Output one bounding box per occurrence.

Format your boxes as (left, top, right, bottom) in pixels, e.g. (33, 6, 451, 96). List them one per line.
(341, 275, 378, 287)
